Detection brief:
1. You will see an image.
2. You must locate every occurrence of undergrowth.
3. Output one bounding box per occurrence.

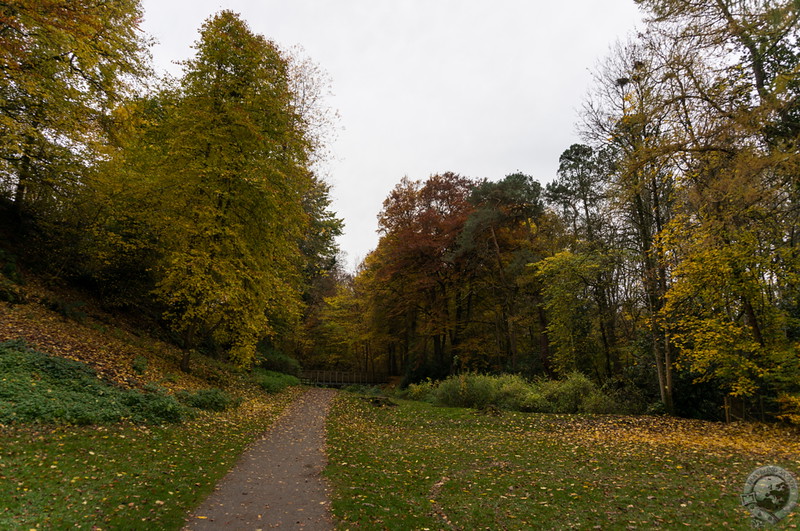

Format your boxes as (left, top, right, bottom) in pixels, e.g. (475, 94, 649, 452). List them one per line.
(0, 340, 192, 425)
(252, 368, 300, 393)
(396, 372, 640, 414)
(176, 387, 241, 412)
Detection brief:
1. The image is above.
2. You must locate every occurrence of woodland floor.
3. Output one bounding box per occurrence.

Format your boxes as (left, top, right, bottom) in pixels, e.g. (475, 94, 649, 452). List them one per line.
(183, 387, 337, 530)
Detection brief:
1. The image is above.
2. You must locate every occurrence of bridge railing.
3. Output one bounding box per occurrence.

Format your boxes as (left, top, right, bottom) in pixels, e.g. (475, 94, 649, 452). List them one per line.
(300, 370, 389, 387)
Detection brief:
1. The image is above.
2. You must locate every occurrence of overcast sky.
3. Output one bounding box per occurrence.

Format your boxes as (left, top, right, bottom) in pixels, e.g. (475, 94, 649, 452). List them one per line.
(139, 1, 644, 269)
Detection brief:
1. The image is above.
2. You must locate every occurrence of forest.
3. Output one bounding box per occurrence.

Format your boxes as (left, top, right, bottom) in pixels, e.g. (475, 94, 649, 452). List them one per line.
(301, 0, 800, 421)
(1, 0, 799, 423)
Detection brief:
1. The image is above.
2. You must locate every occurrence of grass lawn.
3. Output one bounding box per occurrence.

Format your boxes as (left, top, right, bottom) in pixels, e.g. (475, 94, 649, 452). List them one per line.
(326, 394, 800, 530)
(0, 385, 302, 530)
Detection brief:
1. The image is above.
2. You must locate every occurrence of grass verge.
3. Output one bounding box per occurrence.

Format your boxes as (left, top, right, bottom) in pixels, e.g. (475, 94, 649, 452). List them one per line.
(0, 385, 303, 529)
(326, 394, 800, 530)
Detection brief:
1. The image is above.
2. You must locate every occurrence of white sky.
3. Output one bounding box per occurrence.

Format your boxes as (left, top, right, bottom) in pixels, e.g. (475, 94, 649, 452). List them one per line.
(139, 1, 644, 269)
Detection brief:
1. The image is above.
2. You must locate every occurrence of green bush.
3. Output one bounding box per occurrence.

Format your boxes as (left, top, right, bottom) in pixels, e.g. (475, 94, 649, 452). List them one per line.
(255, 347, 302, 376)
(398, 379, 437, 403)
(398, 371, 627, 415)
(537, 372, 597, 413)
(131, 355, 148, 375)
(435, 373, 497, 409)
(581, 389, 621, 414)
(177, 388, 240, 411)
(0, 340, 189, 425)
(121, 390, 188, 424)
(494, 374, 536, 410)
(519, 392, 555, 413)
(253, 369, 299, 394)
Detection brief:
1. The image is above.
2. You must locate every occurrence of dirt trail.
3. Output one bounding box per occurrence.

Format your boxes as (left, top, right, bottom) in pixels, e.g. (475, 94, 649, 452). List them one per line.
(184, 387, 337, 530)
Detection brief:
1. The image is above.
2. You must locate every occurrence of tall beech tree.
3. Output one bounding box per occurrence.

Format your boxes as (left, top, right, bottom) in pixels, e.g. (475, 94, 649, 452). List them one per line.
(582, 37, 678, 411)
(567, 0, 800, 413)
(107, 11, 318, 371)
(636, 0, 800, 401)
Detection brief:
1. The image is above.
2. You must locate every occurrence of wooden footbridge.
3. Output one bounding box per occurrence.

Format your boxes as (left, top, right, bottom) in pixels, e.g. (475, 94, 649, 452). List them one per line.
(300, 370, 389, 387)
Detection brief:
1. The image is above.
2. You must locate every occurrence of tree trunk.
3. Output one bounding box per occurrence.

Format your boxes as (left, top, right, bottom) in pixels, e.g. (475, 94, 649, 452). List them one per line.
(180, 325, 197, 373)
(180, 349, 192, 373)
(12, 154, 32, 220)
(537, 305, 554, 377)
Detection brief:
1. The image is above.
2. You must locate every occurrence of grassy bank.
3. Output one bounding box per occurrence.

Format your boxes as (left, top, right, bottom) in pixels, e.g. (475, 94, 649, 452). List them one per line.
(0, 385, 302, 529)
(0, 284, 308, 528)
(326, 394, 800, 530)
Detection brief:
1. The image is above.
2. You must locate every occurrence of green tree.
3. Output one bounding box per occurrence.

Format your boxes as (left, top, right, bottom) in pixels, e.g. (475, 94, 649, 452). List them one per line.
(543, 145, 623, 377)
(536, 251, 608, 377)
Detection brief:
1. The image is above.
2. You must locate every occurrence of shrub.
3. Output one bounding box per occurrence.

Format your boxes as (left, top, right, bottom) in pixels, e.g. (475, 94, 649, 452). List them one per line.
(397, 371, 627, 415)
(519, 392, 555, 413)
(581, 389, 621, 414)
(0, 340, 189, 425)
(255, 346, 301, 376)
(122, 390, 188, 424)
(177, 388, 240, 411)
(435, 373, 497, 409)
(537, 372, 597, 413)
(494, 374, 536, 411)
(254, 369, 299, 394)
(398, 379, 437, 403)
(778, 394, 800, 424)
(132, 356, 148, 375)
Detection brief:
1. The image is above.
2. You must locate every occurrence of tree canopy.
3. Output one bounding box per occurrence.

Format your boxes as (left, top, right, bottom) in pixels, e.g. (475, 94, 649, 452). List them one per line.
(4, 1, 800, 422)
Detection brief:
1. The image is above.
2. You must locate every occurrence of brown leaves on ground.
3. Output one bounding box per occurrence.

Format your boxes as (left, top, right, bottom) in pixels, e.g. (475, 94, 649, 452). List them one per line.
(549, 414, 800, 463)
(0, 280, 208, 392)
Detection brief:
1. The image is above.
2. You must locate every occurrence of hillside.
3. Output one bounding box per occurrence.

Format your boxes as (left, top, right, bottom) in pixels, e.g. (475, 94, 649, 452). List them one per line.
(0, 249, 309, 528)
(1, 275, 222, 394)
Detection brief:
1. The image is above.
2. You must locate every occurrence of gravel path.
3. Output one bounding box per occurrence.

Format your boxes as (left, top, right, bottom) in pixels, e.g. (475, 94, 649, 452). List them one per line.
(184, 388, 337, 530)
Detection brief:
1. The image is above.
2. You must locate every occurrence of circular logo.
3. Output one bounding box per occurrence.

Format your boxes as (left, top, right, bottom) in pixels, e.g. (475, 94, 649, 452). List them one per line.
(741, 466, 798, 526)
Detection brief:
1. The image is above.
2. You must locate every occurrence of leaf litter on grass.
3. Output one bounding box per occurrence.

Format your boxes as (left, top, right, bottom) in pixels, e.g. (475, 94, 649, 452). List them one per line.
(0, 385, 303, 529)
(326, 394, 800, 530)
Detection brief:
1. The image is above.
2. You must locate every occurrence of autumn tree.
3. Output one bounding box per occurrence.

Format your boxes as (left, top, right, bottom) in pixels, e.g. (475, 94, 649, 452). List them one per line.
(541, 145, 624, 377)
(567, 0, 800, 416)
(373, 172, 475, 380)
(0, 0, 149, 217)
(634, 0, 800, 402)
(454, 173, 545, 372)
(89, 11, 322, 372)
(581, 36, 678, 411)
